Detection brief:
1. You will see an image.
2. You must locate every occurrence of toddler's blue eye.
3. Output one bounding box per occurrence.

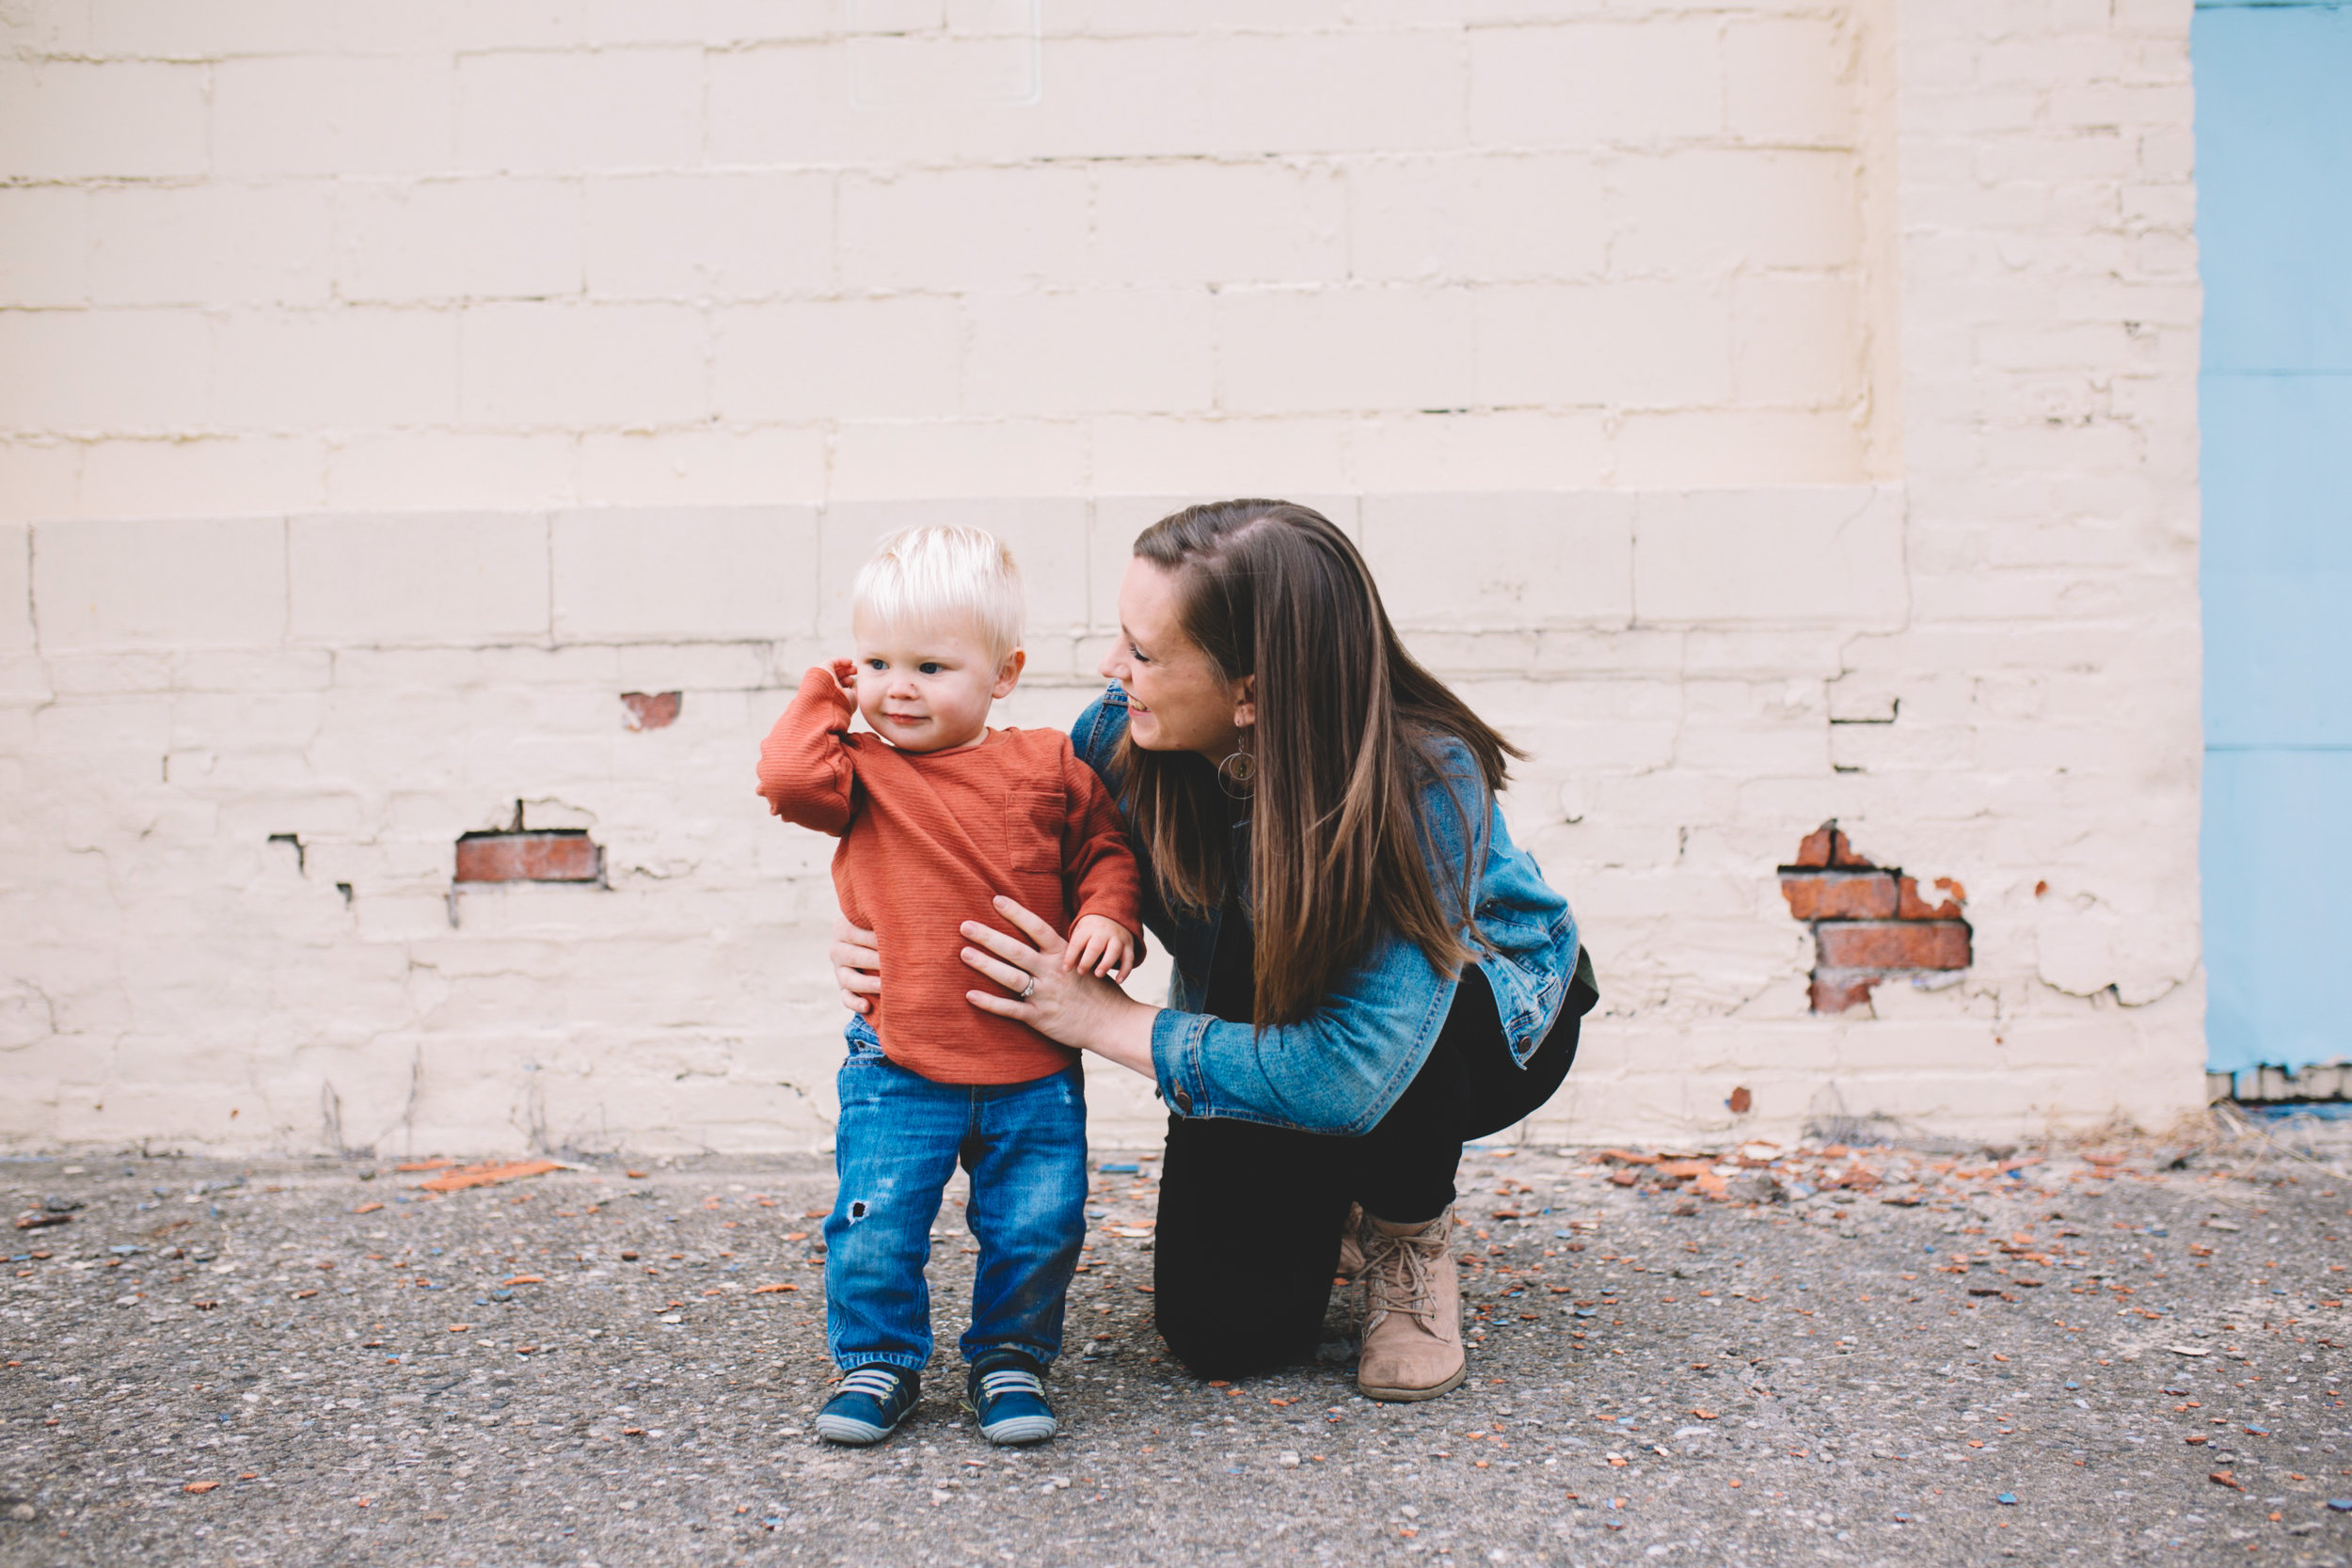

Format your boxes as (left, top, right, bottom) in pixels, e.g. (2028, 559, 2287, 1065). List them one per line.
(918, 662, 943, 674)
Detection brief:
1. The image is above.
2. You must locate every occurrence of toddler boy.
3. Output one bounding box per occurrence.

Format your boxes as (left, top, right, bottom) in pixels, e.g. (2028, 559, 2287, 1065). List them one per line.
(756, 526, 1141, 1447)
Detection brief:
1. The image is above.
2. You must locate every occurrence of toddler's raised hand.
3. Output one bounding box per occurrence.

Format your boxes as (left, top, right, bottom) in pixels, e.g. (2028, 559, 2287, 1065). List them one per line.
(1063, 913, 1137, 982)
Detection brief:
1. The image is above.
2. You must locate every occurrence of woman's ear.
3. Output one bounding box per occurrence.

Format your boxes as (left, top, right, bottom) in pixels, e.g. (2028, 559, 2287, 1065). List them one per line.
(1232, 672, 1256, 730)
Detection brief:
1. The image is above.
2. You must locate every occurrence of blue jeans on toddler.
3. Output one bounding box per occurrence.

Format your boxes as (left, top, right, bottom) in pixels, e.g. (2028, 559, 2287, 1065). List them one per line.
(824, 1034, 1088, 1372)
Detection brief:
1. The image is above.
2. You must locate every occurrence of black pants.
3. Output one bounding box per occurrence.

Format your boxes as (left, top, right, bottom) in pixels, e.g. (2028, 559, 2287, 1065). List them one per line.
(1150, 966, 1581, 1379)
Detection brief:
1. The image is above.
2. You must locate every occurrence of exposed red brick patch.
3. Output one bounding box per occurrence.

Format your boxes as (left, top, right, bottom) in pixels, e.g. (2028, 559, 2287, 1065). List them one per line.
(1898, 875, 1965, 920)
(1792, 823, 1875, 869)
(1780, 820, 1970, 1015)
(1780, 870, 1897, 921)
(1810, 971, 1884, 1014)
(454, 830, 601, 884)
(1726, 1086, 1753, 1115)
(1816, 921, 1972, 971)
(622, 691, 681, 731)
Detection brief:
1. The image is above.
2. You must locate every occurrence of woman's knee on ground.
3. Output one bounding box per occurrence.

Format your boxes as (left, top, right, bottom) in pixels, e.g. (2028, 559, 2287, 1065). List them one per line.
(1153, 1293, 1326, 1383)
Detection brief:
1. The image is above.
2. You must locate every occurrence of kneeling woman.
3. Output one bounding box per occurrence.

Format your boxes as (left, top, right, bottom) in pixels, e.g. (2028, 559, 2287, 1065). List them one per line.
(842, 500, 1596, 1401)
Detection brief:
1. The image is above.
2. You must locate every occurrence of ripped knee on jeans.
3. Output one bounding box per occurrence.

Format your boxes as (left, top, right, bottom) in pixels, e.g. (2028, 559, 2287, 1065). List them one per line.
(847, 1198, 869, 1222)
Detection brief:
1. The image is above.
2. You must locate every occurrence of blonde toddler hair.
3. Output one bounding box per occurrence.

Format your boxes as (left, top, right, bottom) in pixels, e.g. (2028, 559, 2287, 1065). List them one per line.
(850, 525, 1025, 663)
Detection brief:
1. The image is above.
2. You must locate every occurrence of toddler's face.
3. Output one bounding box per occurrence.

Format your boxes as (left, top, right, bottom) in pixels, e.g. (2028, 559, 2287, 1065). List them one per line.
(850, 613, 1024, 753)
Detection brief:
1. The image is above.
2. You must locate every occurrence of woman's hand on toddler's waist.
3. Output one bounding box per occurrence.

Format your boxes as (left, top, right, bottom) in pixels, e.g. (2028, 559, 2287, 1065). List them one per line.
(961, 895, 1158, 1077)
(831, 914, 882, 1015)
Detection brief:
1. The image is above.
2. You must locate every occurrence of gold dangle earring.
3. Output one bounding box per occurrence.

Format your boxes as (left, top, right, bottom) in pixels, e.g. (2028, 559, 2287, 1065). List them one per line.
(1216, 730, 1255, 800)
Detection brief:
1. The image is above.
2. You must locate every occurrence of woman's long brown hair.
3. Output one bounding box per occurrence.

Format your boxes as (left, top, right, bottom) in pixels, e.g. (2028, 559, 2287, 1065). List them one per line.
(1116, 499, 1522, 1026)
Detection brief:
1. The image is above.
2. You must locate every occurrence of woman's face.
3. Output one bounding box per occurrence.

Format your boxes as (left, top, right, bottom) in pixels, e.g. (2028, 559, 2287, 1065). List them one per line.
(1102, 557, 1253, 757)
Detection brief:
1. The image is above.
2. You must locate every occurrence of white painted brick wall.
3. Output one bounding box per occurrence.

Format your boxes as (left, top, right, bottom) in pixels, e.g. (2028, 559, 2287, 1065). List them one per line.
(550, 508, 821, 645)
(0, 58, 208, 180)
(211, 55, 456, 180)
(0, 0, 2207, 1155)
(0, 0, 1881, 511)
(288, 515, 550, 647)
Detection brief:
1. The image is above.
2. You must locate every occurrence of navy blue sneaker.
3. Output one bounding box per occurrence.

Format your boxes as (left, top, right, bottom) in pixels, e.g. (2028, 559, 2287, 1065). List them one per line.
(814, 1364, 918, 1447)
(965, 1349, 1057, 1446)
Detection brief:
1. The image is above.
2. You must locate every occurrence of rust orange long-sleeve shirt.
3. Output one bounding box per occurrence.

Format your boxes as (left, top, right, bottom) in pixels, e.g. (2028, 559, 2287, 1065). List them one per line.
(755, 662, 1144, 1085)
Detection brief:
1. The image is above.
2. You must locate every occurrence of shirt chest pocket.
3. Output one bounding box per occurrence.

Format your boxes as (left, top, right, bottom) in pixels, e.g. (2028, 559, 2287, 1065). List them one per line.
(1005, 784, 1064, 878)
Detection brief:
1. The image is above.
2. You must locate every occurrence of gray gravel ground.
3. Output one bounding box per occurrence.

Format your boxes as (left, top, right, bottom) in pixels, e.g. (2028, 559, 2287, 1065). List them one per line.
(7, 1131, 2352, 1566)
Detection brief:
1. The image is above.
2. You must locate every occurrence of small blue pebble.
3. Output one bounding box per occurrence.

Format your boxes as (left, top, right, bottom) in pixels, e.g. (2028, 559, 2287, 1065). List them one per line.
(490, 1289, 514, 1302)
(1996, 1493, 2018, 1506)
(1554, 1229, 1571, 1239)
(2328, 1499, 2352, 1513)
(1098, 1162, 1139, 1174)
(2064, 1381, 2080, 1390)
(1893, 1512, 1912, 1523)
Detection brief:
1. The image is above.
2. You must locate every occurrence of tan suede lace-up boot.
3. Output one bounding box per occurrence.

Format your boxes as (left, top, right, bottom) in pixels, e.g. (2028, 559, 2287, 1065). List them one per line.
(1355, 1210, 1465, 1402)
(1336, 1202, 1366, 1282)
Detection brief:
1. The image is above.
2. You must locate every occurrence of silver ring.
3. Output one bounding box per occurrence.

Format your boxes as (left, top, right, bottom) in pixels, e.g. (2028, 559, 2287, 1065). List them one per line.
(1020, 976, 1037, 1000)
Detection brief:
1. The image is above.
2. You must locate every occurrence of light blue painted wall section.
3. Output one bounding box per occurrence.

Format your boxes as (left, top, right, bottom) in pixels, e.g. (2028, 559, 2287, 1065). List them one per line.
(2195, 1, 2352, 1073)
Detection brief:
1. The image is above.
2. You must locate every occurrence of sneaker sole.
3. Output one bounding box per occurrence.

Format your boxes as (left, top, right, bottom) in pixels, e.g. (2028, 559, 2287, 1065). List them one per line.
(1357, 1362, 1467, 1403)
(813, 1411, 904, 1446)
(978, 1414, 1058, 1445)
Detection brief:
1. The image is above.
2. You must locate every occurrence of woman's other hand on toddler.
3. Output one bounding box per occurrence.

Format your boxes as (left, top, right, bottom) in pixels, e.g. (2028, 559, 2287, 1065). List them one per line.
(1063, 914, 1137, 982)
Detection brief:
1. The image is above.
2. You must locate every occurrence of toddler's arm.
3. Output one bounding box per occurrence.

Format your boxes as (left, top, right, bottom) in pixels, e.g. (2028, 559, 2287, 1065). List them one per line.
(755, 662, 863, 834)
(1059, 743, 1145, 963)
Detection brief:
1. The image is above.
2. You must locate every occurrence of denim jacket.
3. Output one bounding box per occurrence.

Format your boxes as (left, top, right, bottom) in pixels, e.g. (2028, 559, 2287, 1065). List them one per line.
(1070, 684, 1584, 1137)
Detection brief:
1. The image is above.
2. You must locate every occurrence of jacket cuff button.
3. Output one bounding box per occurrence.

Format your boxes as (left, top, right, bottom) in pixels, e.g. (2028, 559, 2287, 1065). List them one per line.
(1173, 1088, 1193, 1114)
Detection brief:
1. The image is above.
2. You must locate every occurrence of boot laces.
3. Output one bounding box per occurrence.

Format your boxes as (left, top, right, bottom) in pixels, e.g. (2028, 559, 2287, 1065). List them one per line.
(1360, 1214, 1449, 1332)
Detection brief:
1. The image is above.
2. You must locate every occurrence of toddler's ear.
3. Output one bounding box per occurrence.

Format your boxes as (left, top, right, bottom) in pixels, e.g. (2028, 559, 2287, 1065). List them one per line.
(991, 646, 1027, 700)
